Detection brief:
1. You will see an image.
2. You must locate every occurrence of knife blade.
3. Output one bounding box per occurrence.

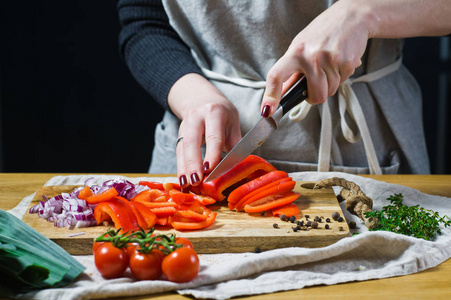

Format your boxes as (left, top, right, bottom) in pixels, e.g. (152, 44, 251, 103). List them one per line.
(204, 75, 308, 182)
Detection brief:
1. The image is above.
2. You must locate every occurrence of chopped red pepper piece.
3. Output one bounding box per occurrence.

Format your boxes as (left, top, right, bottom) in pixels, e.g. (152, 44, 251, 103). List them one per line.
(233, 178, 295, 211)
(227, 170, 289, 205)
(271, 203, 300, 218)
(170, 212, 217, 231)
(200, 155, 277, 201)
(131, 189, 168, 202)
(113, 196, 148, 230)
(85, 187, 119, 204)
(138, 181, 164, 190)
(130, 201, 157, 229)
(78, 186, 93, 200)
(244, 191, 300, 213)
(93, 198, 139, 232)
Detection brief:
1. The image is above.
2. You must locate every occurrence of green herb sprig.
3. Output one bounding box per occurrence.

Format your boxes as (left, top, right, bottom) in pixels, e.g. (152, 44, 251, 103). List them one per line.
(364, 193, 451, 240)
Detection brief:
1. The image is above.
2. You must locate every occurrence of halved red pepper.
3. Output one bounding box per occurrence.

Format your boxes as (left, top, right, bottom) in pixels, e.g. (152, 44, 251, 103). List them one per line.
(85, 187, 119, 204)
(244, 191, 300, 213)
(233, 178, 295, 211)
(227, 170, 289, 205)
(93, 197, 140, 232)
(271, 203, 300, 217)
(200, 155, 277, 201)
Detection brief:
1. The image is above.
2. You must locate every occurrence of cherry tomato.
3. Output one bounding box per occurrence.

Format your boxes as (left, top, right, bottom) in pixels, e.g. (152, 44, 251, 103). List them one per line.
(126, 242, 140, 257)
(92, 241, 105, 255)
(129, 249, 165, 280)
(174, 237, 194, 250)
(162, 247, 199, 283)
(94, 243, 129, 279)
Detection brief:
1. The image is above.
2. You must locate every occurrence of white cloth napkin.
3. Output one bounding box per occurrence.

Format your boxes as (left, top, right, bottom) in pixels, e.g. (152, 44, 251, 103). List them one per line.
(7, 172, 451, 300)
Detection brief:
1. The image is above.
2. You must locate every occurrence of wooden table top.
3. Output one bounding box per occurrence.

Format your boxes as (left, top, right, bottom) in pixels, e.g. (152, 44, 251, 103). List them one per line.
(1, 173, 450, 299)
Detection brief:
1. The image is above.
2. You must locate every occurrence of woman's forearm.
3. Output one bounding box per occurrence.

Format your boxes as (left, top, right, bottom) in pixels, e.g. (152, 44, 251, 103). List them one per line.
(344, 0, 451, 39)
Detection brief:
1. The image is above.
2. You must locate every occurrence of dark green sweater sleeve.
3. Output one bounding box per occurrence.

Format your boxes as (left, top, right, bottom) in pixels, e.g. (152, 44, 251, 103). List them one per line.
(117, 0, 203, 110)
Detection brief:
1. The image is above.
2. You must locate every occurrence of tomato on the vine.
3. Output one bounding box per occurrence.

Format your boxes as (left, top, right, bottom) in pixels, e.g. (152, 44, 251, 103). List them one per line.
(94, 243, 129, 279)
(174, 237, 194, 250)
(92, 241, 105, 255)
(162, 247, 199, 283)
(129, 249, 165, 280)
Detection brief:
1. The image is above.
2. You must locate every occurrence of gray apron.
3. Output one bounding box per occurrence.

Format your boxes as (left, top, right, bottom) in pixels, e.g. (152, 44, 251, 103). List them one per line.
(149, 0, 430, 174)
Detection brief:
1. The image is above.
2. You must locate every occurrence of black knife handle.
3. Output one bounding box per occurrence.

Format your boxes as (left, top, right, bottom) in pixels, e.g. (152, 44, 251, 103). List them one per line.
(279, 76, 308, 116)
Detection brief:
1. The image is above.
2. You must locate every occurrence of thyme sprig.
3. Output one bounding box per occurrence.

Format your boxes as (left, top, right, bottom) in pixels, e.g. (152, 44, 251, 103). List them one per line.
(364, 193, 451, 240)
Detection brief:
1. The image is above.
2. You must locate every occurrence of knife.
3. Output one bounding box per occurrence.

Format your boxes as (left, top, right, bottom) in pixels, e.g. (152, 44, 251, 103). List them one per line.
(204, 75, 308, 182)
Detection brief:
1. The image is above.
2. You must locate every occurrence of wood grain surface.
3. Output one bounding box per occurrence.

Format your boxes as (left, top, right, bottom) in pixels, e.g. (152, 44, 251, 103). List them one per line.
(22, 181, 350, 255)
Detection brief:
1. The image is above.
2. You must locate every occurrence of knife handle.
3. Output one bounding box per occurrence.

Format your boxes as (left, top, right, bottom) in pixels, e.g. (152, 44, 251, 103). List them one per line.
(279, 75, 308, 116)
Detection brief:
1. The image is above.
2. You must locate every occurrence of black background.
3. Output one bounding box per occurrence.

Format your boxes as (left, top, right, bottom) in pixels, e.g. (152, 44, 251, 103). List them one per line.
(0, 1, 450, 174)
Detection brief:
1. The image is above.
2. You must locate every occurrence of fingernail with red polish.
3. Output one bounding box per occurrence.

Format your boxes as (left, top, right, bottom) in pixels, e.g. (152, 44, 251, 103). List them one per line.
(261, 105, 270, 118)
(179, 175, 187, 187)
(190, 172, 200, 185)
(203, 161, 210, 173)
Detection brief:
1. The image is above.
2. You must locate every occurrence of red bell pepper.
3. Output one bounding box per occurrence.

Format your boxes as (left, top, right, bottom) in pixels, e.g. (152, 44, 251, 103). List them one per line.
(170, 212, 217, 231)
(93, 198, 140, 232)
(227, 170, 289, 205)
(78, 186, 93, 200)
(130, 201, 158, 229)
(244, 191, 300, 213)
(234, 179, 296, 211)
(271, 203, 300, 217)
(200, 155, 277, 201)
(85, 187, 119, 204)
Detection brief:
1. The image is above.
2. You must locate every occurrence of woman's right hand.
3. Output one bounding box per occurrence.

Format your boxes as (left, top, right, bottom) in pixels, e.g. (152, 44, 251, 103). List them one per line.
(168, 73, 242, 188)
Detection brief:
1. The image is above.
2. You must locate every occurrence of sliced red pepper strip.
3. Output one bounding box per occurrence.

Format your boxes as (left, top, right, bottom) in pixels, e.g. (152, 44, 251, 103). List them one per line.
(93, 198, 139, 232)
(135, 201, 178, 208)
(244, 191, 300, 213)
(228, 170, 289, 204)
(149, 206, 178, 218)
(169, 189, 197, 205)
(131, 189, 168, 202)
(138, 181, 164, 190)
(163, 182, 181, 191)
(78, 186, 93, 200)
(176, 210, 208, 222)
(234, 179, 295, 211)
(130, 201, 157, 229)
(170, 212, 217, 231)
(156, 217, 169, 226)
(271, 203, 300, 218)
(114, 196, 148, 230)
(200, 155, 277, 201)
(85, 187, 119, 204)
(230, 177, 292, 210)
(194, 194, 217, 206)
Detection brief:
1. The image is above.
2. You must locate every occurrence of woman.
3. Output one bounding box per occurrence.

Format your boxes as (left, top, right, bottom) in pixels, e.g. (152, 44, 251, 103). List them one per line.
(118, 0, 451, 187)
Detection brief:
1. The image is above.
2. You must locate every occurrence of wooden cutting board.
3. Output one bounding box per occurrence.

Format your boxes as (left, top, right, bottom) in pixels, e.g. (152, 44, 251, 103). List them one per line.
(22, 182, 350, 255)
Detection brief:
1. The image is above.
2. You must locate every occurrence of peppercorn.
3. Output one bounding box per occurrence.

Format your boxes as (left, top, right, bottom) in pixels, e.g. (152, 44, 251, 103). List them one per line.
(332, 211, 340, 221)
(255, 247, 261, 253)
(280, 214, 287, 221)
(338, 226, 344, 231)
(326, 218, 331, 223)
(305, 214, 310, 219)
(314, 216, 320, 222)
(273, 223, 279, 229)
(349, 221, 356, 229)
(311, 221, 319, 229)
(296, 220, 304, 226)
(306, 220, 312, 227)
(325, 224, 330, 229)
(289, 215, 296, 223)
(337, 217, 344, 222)
(292, 226, 298, 232)
(260, 211, 265, 216)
